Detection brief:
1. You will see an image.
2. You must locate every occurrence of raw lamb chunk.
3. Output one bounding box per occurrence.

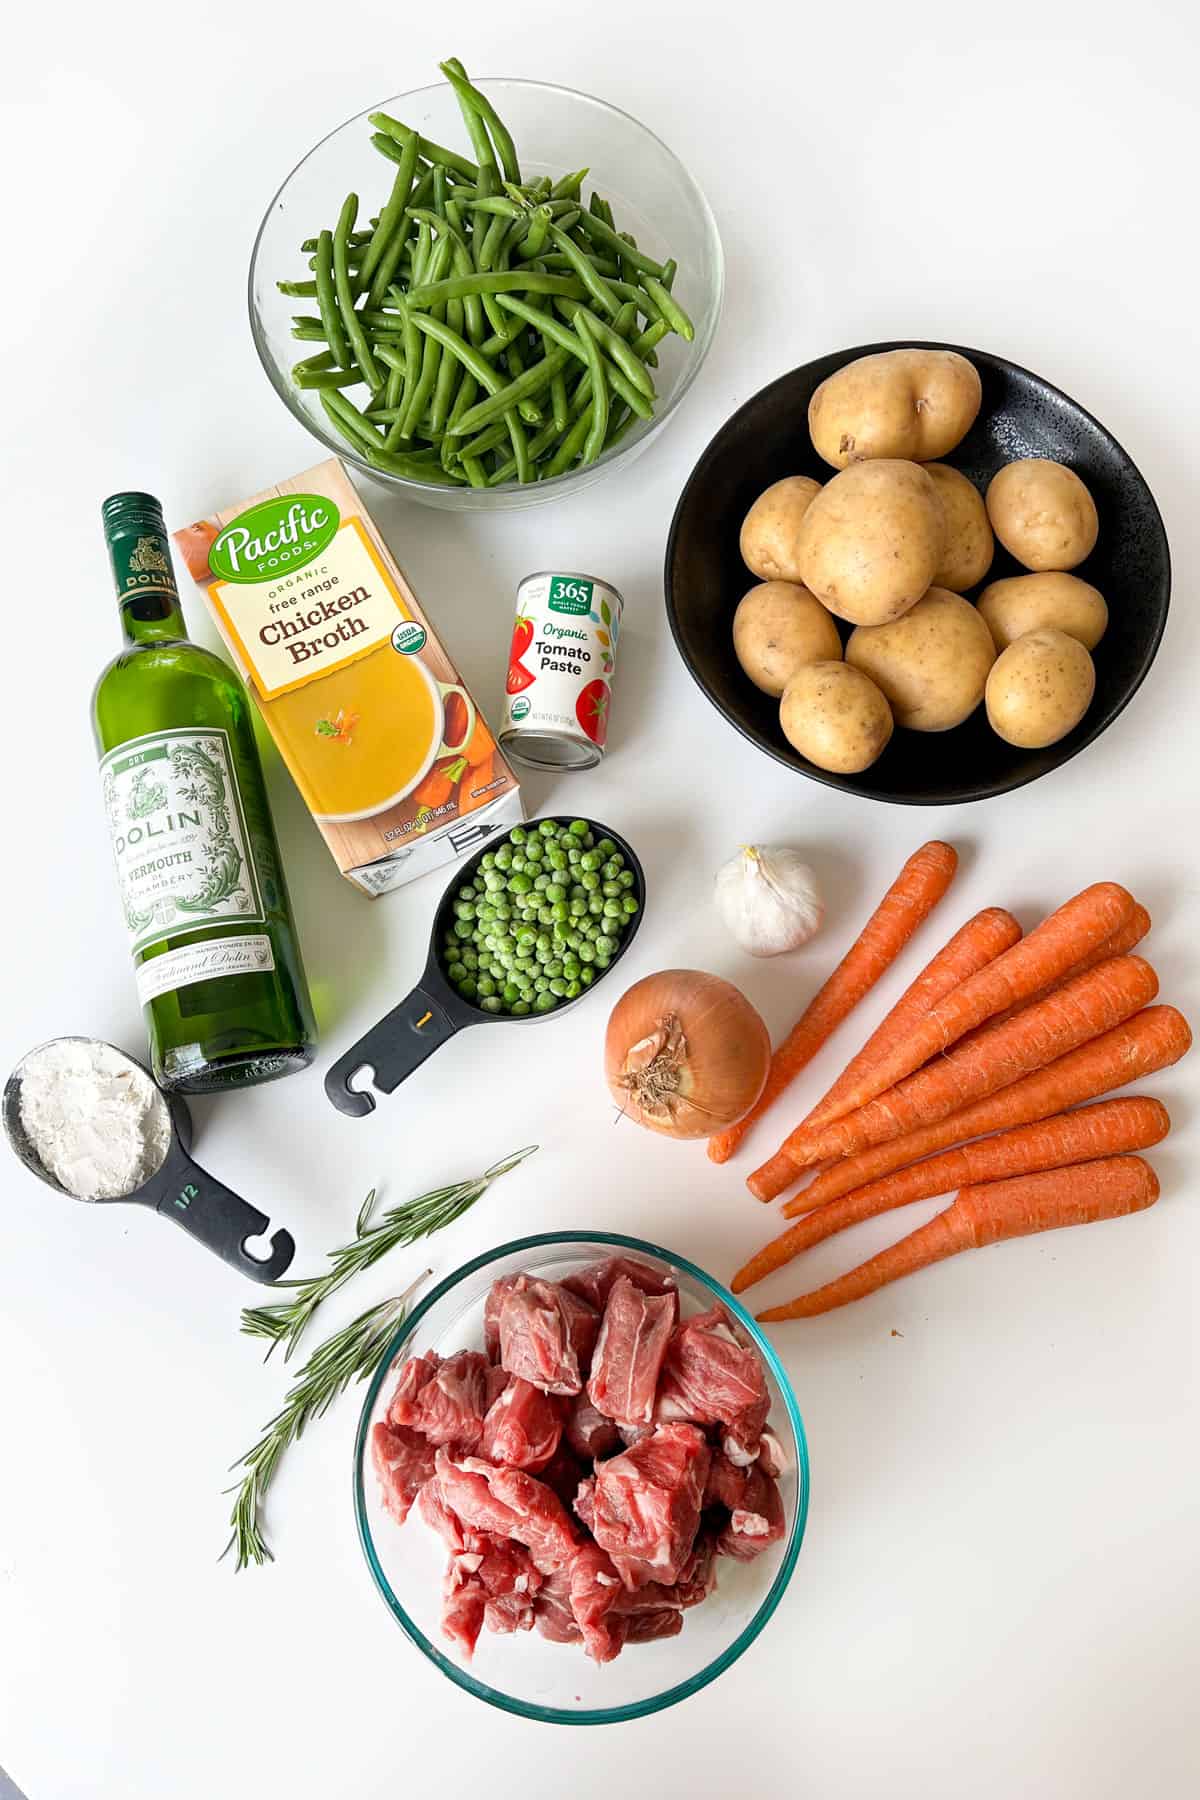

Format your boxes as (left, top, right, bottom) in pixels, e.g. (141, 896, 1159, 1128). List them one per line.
(441, 1531, 543, 1654)
(484, 1273, 529, 1359)
(480, 1377, 564, 1471)
(656, 1304, 770, 1462)
(716, 1467, 786, 1562)
(563, 1256, 677, 1311)
(624, 1608, 684, 1644)
(573, 1475, 596, 1534)
(590, 1422, 711, 1590)
(704, 1449, 753, 1512)
(441, 1574, 486, 1658)
(418, 1476, 467, 1552)
(370, 1421, 436, 1526)
(566, 1394, 622, 1461)
(538, 1442, 591, 1512)
(533, 1565, 582, 1644)
(618, 1422, 655, 1449)
(568, 1542, 625, 1663)
(498, 1279, 600, 1396)
(434, 1449, 579, 1575)
(587, 1276, 678, 1427)
(613, 1529, 718, 1616)
(388, 1348, 495, 1450)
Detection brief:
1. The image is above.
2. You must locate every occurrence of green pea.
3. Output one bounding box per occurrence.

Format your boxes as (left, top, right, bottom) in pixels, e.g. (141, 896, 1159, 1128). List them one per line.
(510, 853, 527, 873)
(476, 975, 496, 997)
(580, 851, 601, 873)
(588, 896, 605, 916)
(516, 926, 536, 947)
(509, 873, 532, 895)
(533, 872, 551, 891)
(563, 956, 582, 979)
(503, 981, 522, 1003)
(547, 848, 567, 871)
(581, 869, 601, 890)
(480, 995, 503, 1014)
(546, 958, 564, 978)
(512, 1000, 531, 1015)
(578, 941, 596, 963)
(566, 847, 583, 867)
(459, 882, 478, 900)
(516, 956, 536, 975)
(595, 934, 617, 955)
(565, 931, 583, 951)
(460, 947, 479, 971)
(579, 966, 594, 987)
(458, 976, 478, 999)
(622, 894, 640, 915)
(524, 838, 543, 862)
(481, 852, 496, 870)
(509, 826, 527, 845)
(618, 869, 635, 890)
(446, 960, 466, 982)
(538, 820, 559, 837)
(602, 879, 621, 897)
(594, 952, 611, 970)
(534, 990, 557, 1012)
(549, 977, 567, 997)
(569, 819, 590, 837)
(602, 859, 621, 881)
(570, 896, 589, 916)
(550, 901, 569, 923)
(564, 979, 582, 999)
(536, 906, 554, 926)
(595, 838, 616, 858)
(494, 845, 513, 869)
(542, 881, 565, 903)
(484, 870, 505, 894)
(536, 933, 553, 953)
(603, 898, 623, 919)
(453, 917, 474, 940)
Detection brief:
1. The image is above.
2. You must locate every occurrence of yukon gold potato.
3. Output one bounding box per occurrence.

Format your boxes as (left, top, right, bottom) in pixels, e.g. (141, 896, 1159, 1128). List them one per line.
(733, 581, 843, 697)
(985, 459, 1099, 571)
(796, 459, 944, 627)
(985, 628, 1096, 748)
(739, 476, 823, 583)
(845, 587, 995, 732)
(779, 662, 894, 773)
(808, 349, 982, 469)
(978, 572, 1108, 652)
(924, 464, 994, 591)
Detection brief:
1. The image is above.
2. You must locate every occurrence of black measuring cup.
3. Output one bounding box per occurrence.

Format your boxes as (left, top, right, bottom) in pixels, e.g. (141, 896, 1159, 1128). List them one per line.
(325, 817, 646, 1118)
(4, 1036, 295, 1283)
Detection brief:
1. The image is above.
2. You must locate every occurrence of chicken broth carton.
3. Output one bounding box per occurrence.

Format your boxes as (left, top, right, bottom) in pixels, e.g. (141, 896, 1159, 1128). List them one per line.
(174, 460, 522, 896)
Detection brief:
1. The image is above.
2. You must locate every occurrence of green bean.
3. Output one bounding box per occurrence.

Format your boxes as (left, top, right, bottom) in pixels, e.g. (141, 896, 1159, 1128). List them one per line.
(369, 113, 479, 182)
(408, 271, 586, 307)
(315, 230, 350, 368)
(542, 403, 595, 478)
(441, 372, 479, 470)
(534, 250, 622, 278)
(360, 133, 420, 293)
(574, 208, 666, 278)
(410, 218, 433, 290)
(290, 319, 328, 342)
(363, 445, 468, 484)
(632, 318, 669, 365)
(661, 257, 678, 292)
(503, 336, 543, 424)
(277, 278, 318, 297)
(439, 60, 521, 185)
(295, 363, 371, 390)
(455, 420, 512, 462)
(638, 274, 695, 341)
(570, 312, 609, 464)
(551, 169, 588, 200)
(332, 196, 382, 389)
(365, 175, 421, 310)
(550, 368, 569, 434)
(398, 314, 444, 442)
(546, 224, 621, 319)
(589, 192, 615, 229)
(460, 455, 487, 489)
(293, 349, 336, 375)
(378, 310, 421, 446)
(440, 59, 501, 194)
(504, 410, 532, 483)
(461, 195, 525, 220)
(559, 300, 655, 399)
(302, 229, 372, 253)
(409, 311, 507, 395)
(320, 390, 383, 453)
(449, 345, 573, 437)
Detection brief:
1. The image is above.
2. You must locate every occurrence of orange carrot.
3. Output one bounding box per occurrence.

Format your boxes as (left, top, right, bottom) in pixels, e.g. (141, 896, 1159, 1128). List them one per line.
(749, 953, 1158, 1198)
(756, 1156, 1160, 1319)
(803, 881, 1137, 1132)
(412, 754, 467, 811)
(798, 907, 1022, 1136)
(461, 713, 496, 769)
(785, 1005, 1191, 1216)
(731, 1096, 1169, 1294)
(457, 752, 497, 815)
(959, 902, 1150, 1042)
(707, 841, 958, 1165)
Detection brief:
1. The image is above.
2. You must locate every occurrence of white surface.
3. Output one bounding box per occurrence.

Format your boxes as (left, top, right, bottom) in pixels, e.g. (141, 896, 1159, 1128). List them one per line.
(2, 4, 1197, 1796)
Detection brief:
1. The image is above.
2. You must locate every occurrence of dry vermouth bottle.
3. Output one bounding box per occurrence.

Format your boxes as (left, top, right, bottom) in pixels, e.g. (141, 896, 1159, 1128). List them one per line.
(93, 492, 317, 1093)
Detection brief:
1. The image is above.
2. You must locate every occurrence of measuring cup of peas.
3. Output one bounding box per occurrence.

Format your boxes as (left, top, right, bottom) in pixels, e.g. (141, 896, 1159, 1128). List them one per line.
(325, 818, 646, 1116)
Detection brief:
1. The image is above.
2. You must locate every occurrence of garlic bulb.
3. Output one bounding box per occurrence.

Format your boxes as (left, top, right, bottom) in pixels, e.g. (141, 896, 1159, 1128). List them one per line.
(714, 846, 823, 957)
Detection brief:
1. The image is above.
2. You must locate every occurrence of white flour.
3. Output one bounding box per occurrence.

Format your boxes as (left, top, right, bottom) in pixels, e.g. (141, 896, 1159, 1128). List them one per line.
(17, 1039, 171, 1200)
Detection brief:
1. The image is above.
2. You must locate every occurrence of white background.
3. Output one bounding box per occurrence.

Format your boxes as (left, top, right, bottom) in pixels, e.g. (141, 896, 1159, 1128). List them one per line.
(2, 3, 1197, 1795)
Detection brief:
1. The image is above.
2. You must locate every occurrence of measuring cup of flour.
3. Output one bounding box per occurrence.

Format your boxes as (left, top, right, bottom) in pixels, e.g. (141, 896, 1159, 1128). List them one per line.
(3, 1037, 294, 1282)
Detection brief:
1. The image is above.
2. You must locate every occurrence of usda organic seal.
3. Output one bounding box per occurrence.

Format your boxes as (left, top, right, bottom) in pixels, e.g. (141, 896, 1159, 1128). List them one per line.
(391, 621, 428, 655)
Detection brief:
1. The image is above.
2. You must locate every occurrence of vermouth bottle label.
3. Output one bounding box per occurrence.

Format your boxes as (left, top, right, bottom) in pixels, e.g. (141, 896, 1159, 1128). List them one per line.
(99, 727, 266, 956)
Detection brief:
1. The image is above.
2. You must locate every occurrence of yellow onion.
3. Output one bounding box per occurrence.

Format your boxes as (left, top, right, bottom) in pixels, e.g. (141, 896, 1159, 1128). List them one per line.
(605, 969, 771, 1139)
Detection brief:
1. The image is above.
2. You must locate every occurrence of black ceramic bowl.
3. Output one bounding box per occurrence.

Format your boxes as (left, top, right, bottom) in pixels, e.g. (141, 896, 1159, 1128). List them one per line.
(665, 341, 1170, 805)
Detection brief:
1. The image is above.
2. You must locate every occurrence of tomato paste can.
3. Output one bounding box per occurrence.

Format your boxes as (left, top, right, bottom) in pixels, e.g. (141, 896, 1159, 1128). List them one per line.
(500, 570, 623, 770)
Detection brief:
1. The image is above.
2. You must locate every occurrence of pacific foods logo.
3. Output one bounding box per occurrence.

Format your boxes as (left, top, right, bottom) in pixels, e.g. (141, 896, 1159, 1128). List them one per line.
(209, 495, 340, 583)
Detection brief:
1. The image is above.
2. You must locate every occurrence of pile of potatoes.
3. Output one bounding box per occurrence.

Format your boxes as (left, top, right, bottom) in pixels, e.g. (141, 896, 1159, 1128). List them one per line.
(732, 347, 1107, 774)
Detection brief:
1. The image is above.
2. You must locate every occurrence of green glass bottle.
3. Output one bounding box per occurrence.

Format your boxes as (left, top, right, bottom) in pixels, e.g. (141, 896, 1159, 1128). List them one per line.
(93, 492, 317, 1093)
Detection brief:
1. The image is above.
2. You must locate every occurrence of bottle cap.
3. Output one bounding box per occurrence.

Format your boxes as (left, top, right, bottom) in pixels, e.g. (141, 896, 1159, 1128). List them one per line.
(101, 492, 165, 537)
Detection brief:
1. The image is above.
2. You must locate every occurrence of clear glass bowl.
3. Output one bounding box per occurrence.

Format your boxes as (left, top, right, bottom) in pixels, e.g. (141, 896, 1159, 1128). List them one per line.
(353, 1231, 809, 1724)
(250, 80, 724, 510)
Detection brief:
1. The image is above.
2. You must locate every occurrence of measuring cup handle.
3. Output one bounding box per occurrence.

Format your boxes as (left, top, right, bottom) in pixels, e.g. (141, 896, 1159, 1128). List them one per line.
(324, 984, 460, 1118)
(437, 682, 476, 757)
(152, 1142, 295, 1284)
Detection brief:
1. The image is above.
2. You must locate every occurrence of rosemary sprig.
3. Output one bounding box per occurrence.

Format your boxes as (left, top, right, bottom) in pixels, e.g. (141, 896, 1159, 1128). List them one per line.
(223, 1273, 428, 1570)
(240, 1144, 538, 1362)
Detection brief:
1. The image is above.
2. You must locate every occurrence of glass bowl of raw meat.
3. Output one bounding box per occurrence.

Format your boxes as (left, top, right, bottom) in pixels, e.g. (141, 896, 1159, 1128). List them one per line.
(353, 1231, 809, 1723)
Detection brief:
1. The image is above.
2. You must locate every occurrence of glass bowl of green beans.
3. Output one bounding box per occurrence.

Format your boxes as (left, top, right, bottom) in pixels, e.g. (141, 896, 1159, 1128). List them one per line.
(249, 73, 723, 509)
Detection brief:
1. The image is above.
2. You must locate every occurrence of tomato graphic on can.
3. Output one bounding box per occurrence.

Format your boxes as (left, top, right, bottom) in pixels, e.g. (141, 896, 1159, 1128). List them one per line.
(499, 571, 623, 770)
